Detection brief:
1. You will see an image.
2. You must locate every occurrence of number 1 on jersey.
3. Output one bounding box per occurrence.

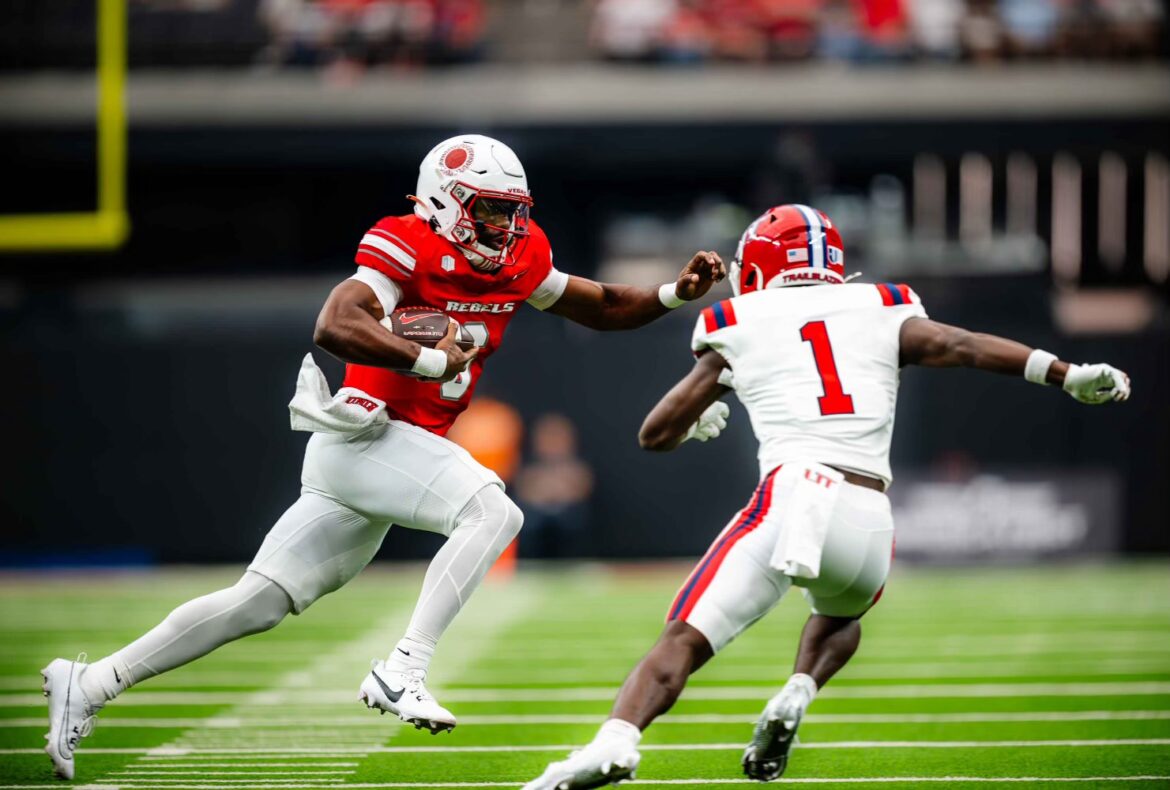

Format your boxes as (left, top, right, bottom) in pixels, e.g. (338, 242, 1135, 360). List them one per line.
(440, 322, 489, 401)
(800, 320, 856, 416)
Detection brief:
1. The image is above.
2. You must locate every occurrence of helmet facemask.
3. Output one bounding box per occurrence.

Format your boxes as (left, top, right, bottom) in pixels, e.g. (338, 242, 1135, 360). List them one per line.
(446, 183, 532, 270)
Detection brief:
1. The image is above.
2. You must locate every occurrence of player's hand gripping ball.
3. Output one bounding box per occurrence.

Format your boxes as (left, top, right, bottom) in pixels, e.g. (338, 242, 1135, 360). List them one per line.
(381, 307, 477, 379)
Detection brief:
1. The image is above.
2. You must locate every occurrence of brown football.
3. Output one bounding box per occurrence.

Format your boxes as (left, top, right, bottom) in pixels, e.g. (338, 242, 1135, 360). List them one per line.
(384, 306, 475, 351)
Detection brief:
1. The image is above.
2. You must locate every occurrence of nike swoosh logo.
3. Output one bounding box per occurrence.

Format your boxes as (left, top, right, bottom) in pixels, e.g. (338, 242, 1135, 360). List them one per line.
(113, 668, 121, 684)
(372, 670, 405, 703)
(399, 312, 444, 325)
(397, 647, 410, 656)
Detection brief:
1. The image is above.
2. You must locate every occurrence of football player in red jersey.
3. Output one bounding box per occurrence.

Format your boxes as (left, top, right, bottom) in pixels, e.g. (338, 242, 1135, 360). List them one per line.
(40, 134, 725, 780)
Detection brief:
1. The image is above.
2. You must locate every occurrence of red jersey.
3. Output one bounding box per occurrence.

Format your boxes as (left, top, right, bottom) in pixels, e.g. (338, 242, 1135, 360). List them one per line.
(343, 214, 555, 436)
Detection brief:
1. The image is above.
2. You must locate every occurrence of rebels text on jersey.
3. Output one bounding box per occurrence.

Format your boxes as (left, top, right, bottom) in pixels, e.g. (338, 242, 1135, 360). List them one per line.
(692, 283, 927, 485)
(344, 214, 556, 436)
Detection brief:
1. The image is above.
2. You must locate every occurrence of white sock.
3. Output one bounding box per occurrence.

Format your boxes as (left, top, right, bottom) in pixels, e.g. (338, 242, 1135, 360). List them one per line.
(387, 487, 522, 676)
(80, 656, 133, 704)
(384, 635, 435, 674)
(785, 673, 818, 705)
(596, 718, 642, 747)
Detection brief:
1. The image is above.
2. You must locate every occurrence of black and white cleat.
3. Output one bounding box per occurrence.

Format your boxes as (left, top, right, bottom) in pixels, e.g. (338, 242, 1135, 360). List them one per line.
(742, 709, 801, 782)
(357, 662, 457, 734)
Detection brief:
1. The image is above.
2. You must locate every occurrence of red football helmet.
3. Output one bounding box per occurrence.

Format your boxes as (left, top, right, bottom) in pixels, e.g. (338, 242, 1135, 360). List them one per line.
(731, 204, 846, 295)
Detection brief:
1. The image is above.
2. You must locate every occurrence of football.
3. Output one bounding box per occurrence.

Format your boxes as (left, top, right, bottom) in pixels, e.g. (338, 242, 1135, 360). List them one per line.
(381, 306, 476, 352)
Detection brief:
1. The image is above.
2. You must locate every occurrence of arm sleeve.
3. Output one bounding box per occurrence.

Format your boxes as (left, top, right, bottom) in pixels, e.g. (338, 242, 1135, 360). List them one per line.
(526, 267, 571, 311)
(349, 266, 403, 315)
(355, 220, 417, 284)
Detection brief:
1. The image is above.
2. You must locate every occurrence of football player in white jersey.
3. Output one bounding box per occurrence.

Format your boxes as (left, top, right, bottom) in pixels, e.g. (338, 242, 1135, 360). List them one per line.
(523, 204, 1131, 789)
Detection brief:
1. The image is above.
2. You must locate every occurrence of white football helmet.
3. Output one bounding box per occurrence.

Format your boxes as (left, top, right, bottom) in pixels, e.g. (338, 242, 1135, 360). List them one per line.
(411, 134, 533, 269)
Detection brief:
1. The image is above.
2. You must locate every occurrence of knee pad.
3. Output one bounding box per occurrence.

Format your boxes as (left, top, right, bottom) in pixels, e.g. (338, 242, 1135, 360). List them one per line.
(232, 572, 294, 633)
(461, 486, 524, 543)
(500, 496, 524, 542)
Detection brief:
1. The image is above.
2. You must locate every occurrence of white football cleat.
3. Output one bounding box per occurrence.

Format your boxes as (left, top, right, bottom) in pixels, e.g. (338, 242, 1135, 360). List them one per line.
(41, 656, 103, 780)
(742, 685, 806, 782)
(357, 661, 456, 734)
(522, 739, 641, 790)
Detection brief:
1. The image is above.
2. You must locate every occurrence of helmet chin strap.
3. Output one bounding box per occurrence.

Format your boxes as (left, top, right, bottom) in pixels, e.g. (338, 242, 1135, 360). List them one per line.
(467, 253, 502, 272)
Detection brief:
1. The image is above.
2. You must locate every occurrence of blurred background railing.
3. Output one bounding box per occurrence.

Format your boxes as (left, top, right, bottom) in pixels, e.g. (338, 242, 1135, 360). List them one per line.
(1, 0, 1167, 567)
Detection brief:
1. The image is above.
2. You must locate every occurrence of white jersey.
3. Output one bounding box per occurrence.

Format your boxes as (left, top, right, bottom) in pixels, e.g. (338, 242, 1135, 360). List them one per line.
(692, 282, 927, 485)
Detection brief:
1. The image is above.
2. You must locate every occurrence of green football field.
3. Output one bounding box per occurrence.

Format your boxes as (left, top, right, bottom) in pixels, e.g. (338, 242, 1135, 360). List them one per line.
(1, 561, 1168, 789)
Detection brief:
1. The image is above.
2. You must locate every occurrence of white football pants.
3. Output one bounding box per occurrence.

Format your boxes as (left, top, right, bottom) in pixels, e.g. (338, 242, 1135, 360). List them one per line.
(83, 420, 521, 702)
(667, 469, 894, 653)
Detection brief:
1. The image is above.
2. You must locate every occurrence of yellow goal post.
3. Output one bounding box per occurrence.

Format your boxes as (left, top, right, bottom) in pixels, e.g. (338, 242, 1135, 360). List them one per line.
(0, 0, 129, 252)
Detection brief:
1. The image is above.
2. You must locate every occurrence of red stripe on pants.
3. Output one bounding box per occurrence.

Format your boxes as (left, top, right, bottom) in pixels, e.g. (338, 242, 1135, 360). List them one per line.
(668, 471, 777, 623)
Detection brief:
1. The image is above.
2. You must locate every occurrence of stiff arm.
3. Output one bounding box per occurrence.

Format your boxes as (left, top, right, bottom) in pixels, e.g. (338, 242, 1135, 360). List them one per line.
(545, 252, 725, 331)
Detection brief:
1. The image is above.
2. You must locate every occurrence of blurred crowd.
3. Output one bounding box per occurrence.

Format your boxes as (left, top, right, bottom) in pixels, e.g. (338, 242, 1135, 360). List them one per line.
(257, 0, 485, 70)
(590, 0, 1166, 64)
(1, 0, 1165, 72)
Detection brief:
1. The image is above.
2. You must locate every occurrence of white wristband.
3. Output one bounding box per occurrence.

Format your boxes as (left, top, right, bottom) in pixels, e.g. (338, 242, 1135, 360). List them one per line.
(1024, 349, 1058, 385)
(411, 346, 447, 379)
(658, 283, 686, 309)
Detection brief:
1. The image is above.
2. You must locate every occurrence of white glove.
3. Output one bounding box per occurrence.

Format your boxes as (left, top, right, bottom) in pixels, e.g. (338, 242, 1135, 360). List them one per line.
(1062, 363, 1131, 404)
(683, 401, 730, 443)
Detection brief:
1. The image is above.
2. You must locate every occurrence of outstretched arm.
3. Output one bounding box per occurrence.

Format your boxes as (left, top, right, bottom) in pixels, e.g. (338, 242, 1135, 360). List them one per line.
(639, 351, 733, 451)
(313, 279, 476, 382)
(546, 251, 725, 330)
(899, 317, 1130, 404)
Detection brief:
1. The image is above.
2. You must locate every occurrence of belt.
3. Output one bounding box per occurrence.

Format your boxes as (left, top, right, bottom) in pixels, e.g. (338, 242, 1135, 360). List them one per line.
(827, 466, 886, 492)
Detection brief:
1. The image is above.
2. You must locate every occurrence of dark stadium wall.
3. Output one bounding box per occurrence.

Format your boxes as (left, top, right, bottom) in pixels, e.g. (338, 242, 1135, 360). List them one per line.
(1, 119, 1167, 562)
(0, 289, 1165, 564)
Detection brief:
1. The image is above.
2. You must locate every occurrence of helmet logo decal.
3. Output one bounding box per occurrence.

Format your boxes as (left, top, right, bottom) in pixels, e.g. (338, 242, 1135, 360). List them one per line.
(440, 144, 475, 176)
(735, 204, 847, 291)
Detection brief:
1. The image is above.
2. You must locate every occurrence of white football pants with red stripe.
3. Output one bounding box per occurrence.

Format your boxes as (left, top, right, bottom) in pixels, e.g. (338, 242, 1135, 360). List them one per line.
(667, 466, 894, 652)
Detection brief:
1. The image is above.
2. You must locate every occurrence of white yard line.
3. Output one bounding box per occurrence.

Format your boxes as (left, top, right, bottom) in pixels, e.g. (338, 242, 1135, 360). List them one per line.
(440, 682, 1170, 701)
(128, 763, 360, 767)
(3, 738, 1167, 758)
(7, 680, 1170, 707)
(7, 657, 1166, 689)
(455, 659, 1170, 683)
(3, 775, 1165, 789)
(223, 738, 1170, 751)
(108, 772, 353, 777)
(5, 709, 1170, 728)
